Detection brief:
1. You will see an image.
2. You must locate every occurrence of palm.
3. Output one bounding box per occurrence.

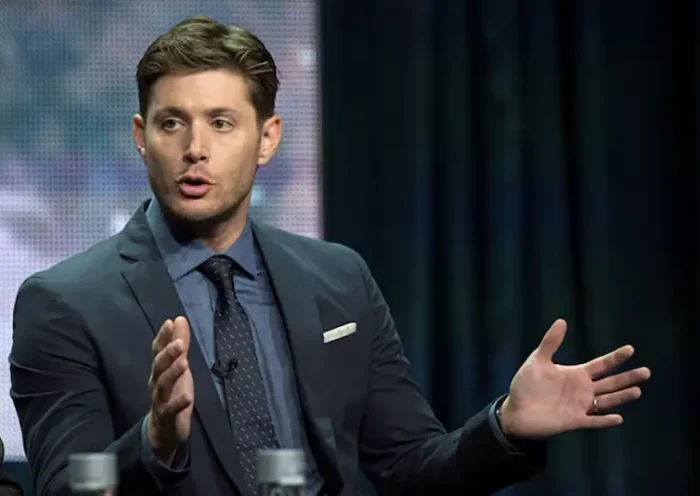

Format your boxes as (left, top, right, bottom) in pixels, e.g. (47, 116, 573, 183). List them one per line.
(508, 356, 596, 435)
(501, 320, 651, 439)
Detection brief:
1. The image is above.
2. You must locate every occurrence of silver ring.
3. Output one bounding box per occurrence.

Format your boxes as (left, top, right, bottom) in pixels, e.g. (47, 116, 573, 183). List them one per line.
(592, 397, 599, 414)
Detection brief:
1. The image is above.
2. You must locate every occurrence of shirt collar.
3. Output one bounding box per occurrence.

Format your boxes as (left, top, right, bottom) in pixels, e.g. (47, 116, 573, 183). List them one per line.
(145, 197, 258, 282)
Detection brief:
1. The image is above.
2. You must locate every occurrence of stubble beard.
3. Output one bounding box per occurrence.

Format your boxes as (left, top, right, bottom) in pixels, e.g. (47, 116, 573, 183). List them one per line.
(148, 170, 255, 241)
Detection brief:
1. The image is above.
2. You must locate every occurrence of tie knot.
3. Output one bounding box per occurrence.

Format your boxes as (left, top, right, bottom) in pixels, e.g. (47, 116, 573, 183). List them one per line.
(198, 255, 236, 295)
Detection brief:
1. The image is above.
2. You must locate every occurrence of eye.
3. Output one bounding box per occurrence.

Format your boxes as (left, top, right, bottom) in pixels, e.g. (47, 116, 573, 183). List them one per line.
(161, 118, 182, 131)
(212, 119, 233, 130)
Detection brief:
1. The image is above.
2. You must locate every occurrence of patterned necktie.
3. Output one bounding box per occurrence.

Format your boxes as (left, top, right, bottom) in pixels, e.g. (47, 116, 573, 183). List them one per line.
(198, 255, 279, 491)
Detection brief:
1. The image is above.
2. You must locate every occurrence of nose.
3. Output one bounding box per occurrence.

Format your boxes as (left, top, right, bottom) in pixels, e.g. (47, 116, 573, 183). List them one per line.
(183, 123, 209, 164)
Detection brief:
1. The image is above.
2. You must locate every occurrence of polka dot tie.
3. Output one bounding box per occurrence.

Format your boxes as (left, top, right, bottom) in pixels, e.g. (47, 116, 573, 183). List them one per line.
(198, 255, 279, 491)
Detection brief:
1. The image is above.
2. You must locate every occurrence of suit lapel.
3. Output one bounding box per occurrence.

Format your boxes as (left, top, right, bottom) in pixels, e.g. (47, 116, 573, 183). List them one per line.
(118, 202, 250, 495)
(252, 223, 343, 494)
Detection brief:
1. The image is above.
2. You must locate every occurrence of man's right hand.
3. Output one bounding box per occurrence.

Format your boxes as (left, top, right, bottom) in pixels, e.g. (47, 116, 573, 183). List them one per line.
(147, 316, 194, 465)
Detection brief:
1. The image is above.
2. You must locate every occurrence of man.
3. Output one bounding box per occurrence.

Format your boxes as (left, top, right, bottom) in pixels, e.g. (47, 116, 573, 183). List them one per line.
(10, 15, 651, 496)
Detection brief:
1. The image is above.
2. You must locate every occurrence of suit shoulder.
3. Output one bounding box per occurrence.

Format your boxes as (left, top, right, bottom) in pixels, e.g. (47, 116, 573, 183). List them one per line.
(254, 223, 368, 277)
(279, 229, 361, 258)
(257, 222, 362, 257)
(17, 233, 121, 302)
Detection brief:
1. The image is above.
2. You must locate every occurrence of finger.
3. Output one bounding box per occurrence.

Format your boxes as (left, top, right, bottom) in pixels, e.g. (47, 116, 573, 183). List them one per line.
(155, 355, 189, 403)
(582, 413, 623, 429)
(161, 391, 194, 418)
(584, 345, 635, 379)
(152, 319, 175, 357)
(172, 316, 191, 350)
(151, 340, 186, 384)
(594, 387, 642, 411)
(534, 319, 567, 361)
(593, 367, 651, 395)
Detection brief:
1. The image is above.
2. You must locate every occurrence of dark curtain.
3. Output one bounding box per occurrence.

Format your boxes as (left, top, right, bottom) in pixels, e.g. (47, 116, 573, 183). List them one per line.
(321, 1, 698, 495)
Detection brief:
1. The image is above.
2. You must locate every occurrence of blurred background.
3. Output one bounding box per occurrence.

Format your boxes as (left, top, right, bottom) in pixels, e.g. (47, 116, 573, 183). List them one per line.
(1, 1, 698, 495)
(0, 0, 320, 464)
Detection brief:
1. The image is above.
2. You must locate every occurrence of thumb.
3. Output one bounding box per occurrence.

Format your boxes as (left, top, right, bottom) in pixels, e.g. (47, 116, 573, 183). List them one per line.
(534, 319, 567, 361)
(173, 316, 191, 350)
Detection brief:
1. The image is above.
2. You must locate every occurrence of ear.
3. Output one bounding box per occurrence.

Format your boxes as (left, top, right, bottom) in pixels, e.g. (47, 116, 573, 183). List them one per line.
(132, 114, 146, 157)
(258, 114, 282, 166)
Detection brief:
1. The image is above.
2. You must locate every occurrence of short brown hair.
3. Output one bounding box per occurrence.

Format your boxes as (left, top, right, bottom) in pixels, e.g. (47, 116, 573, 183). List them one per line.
(136, 15, 279, 123)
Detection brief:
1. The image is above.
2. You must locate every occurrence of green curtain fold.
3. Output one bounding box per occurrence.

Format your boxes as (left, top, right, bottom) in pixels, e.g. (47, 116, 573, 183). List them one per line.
(321, 1, 698, 494)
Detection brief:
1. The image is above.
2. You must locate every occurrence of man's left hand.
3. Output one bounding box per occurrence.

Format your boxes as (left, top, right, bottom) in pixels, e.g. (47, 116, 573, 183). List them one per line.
(498, 319, 651, 440)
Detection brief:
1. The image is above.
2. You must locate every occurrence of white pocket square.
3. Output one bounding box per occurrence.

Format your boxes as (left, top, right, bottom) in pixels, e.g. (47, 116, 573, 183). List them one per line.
(323, 322, 357, 343)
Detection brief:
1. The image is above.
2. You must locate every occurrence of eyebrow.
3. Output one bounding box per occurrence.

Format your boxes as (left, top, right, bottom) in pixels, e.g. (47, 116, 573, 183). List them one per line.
(151, 106, 243, 122)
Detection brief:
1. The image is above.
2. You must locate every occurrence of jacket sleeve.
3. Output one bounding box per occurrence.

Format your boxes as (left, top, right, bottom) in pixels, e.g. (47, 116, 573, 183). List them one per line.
(9, 275, 189, 496)
(353, 253, 547, 495)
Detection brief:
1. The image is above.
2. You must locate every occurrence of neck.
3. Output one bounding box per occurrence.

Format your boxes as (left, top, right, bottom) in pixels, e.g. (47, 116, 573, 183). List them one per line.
(194, 215, 247, 253)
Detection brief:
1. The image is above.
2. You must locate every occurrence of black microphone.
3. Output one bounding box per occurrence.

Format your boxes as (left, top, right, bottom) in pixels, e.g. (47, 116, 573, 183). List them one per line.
(211, 358, 238, 380)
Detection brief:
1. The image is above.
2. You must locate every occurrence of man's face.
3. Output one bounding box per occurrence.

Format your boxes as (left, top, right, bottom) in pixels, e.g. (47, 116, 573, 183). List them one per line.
(133, 69, 280, 227)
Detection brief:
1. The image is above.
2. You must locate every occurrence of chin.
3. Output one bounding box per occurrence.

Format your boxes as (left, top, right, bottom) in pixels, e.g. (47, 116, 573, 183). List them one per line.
(166, 196, 241, 227)
(171, 200, 222, 223)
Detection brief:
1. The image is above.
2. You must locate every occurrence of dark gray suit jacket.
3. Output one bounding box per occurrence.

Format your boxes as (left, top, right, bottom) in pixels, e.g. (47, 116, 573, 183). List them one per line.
(10, 201, 545, 496)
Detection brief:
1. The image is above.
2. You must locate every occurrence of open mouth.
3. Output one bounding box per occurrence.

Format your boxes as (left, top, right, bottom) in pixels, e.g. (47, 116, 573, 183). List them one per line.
(178, 177, 212, 198)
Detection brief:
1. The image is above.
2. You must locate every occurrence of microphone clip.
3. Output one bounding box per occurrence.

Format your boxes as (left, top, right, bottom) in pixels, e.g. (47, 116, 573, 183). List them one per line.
(211, 358, 238, 380)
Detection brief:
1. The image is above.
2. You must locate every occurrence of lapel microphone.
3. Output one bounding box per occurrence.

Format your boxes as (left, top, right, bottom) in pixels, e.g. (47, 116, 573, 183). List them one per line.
(211, 358, 238, 380)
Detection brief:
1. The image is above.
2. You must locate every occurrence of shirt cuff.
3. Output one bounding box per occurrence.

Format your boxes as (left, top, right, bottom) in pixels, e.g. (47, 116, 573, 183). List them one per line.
(140, 416, 190, 490)
(488, 395, 527, 455)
